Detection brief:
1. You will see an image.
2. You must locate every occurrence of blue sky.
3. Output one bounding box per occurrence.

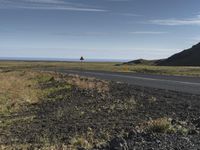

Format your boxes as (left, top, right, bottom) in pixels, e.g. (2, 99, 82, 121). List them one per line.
(0, 0, 200, 60)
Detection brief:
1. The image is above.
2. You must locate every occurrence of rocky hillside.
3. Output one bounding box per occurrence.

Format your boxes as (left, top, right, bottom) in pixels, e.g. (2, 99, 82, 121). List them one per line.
(158, 42, 200, 66)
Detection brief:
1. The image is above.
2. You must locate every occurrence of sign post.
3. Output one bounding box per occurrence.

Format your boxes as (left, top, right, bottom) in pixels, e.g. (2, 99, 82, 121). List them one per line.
(80, 56, 84, 70)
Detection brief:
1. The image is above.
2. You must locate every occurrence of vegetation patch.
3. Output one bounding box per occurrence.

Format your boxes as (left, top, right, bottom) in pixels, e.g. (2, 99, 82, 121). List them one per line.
(0, 71, 73, 114)
(141, 117, 190, 135)
(66, 74, 109, 93)
(68, 128, 108, 150)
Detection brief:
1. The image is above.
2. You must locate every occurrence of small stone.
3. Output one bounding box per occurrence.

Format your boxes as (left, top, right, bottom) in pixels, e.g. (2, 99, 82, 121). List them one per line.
(192, 118, 200, 128)
(155, 139, 161, 144)
(77, 147, 86, 150)
(188, 129, 199, 135)
(110, 136, 128, 150)
(171, 119, 177, 125)
(128, 130, 137, 139)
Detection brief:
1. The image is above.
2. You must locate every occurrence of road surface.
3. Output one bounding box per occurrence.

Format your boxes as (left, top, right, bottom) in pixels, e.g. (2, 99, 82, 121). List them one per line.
(45, 68, 200, 95)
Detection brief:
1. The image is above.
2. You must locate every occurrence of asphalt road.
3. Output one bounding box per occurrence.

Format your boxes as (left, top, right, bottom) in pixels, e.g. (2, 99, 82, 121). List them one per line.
(46, 68, 200, 95)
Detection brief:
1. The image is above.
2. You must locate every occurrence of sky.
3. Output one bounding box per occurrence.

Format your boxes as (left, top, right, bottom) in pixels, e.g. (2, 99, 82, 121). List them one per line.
(0, 0, 200, 60)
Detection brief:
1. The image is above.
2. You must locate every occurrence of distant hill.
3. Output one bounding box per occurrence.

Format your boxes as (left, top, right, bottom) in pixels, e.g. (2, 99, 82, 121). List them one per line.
(123, 59, 159, 65)
(125, 42, 200, 66)
(158, 42, 200, 66)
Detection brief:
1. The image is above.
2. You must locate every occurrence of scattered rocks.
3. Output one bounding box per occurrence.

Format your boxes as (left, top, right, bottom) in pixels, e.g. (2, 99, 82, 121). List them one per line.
(95, 130, 200, 150)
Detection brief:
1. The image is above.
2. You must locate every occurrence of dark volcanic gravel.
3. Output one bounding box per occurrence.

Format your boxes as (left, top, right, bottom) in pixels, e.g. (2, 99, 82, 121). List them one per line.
(1, 74, 200, 149)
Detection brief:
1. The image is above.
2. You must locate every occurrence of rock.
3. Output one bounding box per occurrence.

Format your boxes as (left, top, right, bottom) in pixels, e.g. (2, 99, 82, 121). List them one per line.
(110, 136, 129, 150)
(77, 147, 86, 150)
(128, 130, 137, 139)
(140, 132, 155, 142)
(155, 139, 161, 144)
(192, 118, 200, 128)
(171, 119, 177, 125)
(188, 129, 199, 135)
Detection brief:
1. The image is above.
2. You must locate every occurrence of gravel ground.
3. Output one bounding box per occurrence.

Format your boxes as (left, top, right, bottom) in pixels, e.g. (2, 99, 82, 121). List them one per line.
(0, 73, 200, 149)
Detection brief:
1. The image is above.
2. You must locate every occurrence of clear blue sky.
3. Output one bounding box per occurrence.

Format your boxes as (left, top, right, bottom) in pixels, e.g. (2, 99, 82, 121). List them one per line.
(0, 0, 200, 60)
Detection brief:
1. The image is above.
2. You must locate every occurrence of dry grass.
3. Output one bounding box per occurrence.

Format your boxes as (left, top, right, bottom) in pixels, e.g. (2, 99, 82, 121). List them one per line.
(0, 69, 109, 116)
(0, 71, 64, 114)
(109, 97, 137, 112)
(66, 74, 109, 92)
(144, 117, 172, 133)
(140, 117, 189, 134)
(128, 65, 200, 77)
(0, 144, 69, 150)
(0, 128, 110, 150)
(1, 61, 200, 77)
(68, 128, 109, 150)
(0, 71, 42, 114)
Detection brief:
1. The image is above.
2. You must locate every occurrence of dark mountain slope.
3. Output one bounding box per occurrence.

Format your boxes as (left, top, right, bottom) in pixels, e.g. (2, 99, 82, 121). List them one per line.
(158, 42, 200, 66)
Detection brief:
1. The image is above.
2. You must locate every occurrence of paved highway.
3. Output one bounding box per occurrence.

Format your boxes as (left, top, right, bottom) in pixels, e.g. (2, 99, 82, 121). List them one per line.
(45, 68, 200, 95)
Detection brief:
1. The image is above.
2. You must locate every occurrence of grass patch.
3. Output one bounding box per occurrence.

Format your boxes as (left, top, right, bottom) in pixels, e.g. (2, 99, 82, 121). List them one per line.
(69, 128, 109, 150)
(142, 117, 189, 135)
(0, 115, 35, 128)
(0, 71, 71, 115)
(66, 75, 109, 92)
(1, 61, 200, 77)
(0, 71, 42, 114)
